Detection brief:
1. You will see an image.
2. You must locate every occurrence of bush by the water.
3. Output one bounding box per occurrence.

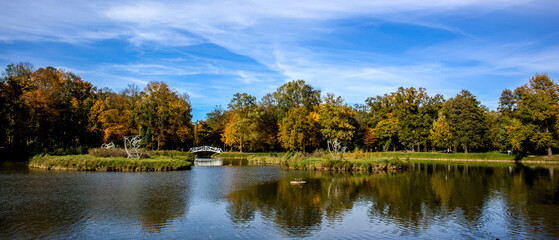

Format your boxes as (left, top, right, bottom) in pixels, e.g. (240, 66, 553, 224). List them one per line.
(88, 148, 129, 158)
(151, 150, 195, 161)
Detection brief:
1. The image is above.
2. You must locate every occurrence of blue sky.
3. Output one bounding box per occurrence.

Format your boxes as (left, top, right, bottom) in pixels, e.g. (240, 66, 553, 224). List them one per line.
(1, 0, 558, 121)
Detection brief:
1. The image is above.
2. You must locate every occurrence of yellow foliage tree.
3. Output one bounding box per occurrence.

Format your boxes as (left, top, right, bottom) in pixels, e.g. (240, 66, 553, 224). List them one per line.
(278, 107, 320, 152)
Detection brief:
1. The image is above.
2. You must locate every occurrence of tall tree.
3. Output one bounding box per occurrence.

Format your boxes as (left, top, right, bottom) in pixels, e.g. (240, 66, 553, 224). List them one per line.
(373, 113, 398, 151)
(506, 74, 559, 156)
(0, 63, 34, 152)
(278, 107, 320, 152)
(441, 90, 489, 153)
(273, 80, 321, 120)
(227, 93, 257, 152)
(206, 106, 227, 148)
(366, 87, 443, 151)
(137, 82, 193, 150)
(318, 93, 356, 144)
(430, 112, 453, 151)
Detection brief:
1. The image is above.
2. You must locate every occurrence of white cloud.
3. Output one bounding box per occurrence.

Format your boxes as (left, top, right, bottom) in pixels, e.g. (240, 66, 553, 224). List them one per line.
(1, 0, 558, 118)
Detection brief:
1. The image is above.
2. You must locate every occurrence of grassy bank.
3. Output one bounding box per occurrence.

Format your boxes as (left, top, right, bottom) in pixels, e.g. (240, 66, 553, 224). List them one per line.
(213, 152, 284, 158)
(284, 157, 409, 172)
(214, 150, 559, 172)
(213, 152, 284, 165)
(214, 151, 409, 171)
(356, 151, 559, 164)
(29, 154, 192, 171)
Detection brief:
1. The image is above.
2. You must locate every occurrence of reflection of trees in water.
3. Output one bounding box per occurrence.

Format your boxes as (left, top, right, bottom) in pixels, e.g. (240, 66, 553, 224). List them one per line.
(88, 173, 192, 234)
(368, 163, 559, 238)
(500, 166, 559, 238)
(367, 164, 490, 235)
(0, 172, 192, 238)
(137, 183, 189, 233)
(0, 172, 91, 239)
(227, 173, 369, 238)
(226, 164, 559, 238)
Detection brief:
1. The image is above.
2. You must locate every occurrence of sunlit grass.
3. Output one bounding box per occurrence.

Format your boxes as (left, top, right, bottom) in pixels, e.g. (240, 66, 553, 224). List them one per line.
(29, 154, 192, 171)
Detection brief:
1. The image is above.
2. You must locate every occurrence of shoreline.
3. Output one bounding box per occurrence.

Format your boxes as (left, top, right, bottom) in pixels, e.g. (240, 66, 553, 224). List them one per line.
(212, 152, 559, 172)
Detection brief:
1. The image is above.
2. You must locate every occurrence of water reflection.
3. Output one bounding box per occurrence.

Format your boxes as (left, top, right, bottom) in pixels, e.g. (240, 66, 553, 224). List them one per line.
(195, 158, 224, 166)
(1, 161, 558, 239)
(226, 163, 559, 239)
(194, 158, 249, 167)
(0, 167, 191, 238)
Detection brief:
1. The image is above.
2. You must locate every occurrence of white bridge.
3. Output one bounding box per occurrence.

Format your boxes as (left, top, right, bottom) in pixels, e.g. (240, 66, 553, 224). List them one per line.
(189, 146, 223, 153)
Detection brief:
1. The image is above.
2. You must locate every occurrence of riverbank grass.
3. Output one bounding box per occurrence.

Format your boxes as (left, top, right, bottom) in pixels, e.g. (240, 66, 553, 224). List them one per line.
(284, 157, 409, 172)
(29, 154, 192, 171)
(214, 150, 559, 171)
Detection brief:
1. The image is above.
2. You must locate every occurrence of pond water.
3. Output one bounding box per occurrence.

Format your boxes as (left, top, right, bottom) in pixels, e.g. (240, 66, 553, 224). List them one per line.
(0, 159, 558, 239)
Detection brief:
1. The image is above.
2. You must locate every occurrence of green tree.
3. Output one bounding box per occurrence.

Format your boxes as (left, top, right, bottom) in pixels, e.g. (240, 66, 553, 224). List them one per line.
(373, 113, 398, 152)
(0, 63, 34, 153)
(507, 74, 559, 156)
(206, 106, 227, 148)
(487, 111, 513, 151)
(273, 80, 321, 120)
(365, 87, 443, 151)
(441, 90, 489, 153)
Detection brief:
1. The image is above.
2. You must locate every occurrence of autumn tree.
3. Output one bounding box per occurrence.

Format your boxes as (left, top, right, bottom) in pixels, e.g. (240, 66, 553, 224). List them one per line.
(137, 82, 193, 150)
(278, 107, 320, 152)
(194, 120, 213, 146)
(252, 94, 280, 151)
(503, 74, 559, 156)
(22, 67, 96, 151)
(430, 112, 453, 151)
(226, 93, 257, 152)
(222, 112, 244, 151)
(318, 93, 356, 144)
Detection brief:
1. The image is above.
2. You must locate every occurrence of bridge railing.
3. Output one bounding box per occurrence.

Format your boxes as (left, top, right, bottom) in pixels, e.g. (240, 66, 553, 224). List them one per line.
(189, 146, 223, 153)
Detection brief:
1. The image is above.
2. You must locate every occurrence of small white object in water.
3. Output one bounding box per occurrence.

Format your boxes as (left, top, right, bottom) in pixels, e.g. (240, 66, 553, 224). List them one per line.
(290, 178, 306, 184)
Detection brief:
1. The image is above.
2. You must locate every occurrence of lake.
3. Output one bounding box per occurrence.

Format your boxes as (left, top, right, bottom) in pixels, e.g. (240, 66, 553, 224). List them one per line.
(1, 159, 557, 239)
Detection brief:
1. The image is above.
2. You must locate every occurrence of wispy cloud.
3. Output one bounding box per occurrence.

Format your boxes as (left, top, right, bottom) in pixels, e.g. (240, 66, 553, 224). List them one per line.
(1, 0, 557, 119)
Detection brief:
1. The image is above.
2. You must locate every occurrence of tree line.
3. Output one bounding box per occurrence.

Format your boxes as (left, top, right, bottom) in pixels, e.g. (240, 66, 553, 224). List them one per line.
(1, 62, 558, 158)
(0, 63, 193, 158)
(197, 78, 558, 156)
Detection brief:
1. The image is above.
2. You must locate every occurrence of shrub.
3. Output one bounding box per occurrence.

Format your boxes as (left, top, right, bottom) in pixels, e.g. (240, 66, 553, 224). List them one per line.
(88, 148, 150, 158)
(312, 149, 325, 158)
(151, 150, 195, 161)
